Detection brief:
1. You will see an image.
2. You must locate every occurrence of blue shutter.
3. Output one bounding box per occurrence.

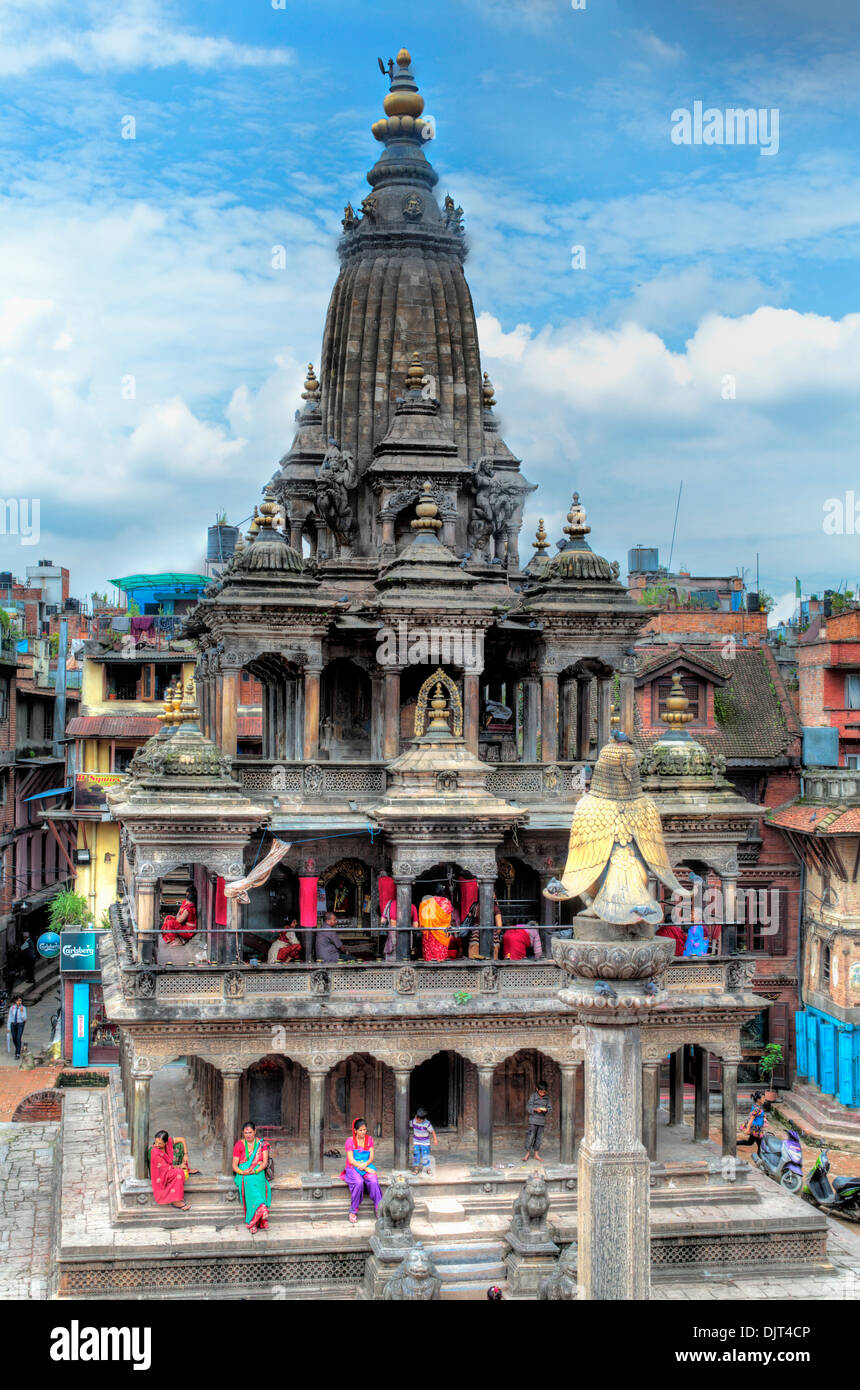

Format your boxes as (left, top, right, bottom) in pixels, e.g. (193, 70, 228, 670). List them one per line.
(821, 1020, 837, 1096)
(795, 1011, 808, 1079)
(806, 1011, 819, 1085)
(838, 1029, 854, 1106)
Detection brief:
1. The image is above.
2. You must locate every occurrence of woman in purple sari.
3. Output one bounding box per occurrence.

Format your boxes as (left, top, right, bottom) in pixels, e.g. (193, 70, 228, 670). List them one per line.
(341, 1116, 382, 1224)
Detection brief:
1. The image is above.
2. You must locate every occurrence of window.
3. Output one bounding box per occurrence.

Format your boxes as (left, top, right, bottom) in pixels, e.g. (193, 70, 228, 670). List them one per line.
(0, 677, 8, 722)
(822, 943, 831, 986)
(114, 747, 136, 772)
(846, 674, 860, 709)
(653, 677, 702, 723)
(846, 755, 860, 770)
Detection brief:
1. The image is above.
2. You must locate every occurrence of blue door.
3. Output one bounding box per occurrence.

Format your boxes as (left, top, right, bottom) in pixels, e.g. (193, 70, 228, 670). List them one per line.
(838, 1029, 854, 1106)
(71, 983, 89, 1068)
(806, 1011, 819, 1085)
(795, 1011, 808, 1079)
(821, 1020, 837, 1096)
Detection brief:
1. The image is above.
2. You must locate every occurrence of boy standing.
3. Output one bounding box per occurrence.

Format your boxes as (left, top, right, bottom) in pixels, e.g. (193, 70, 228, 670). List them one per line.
(523, 1082, 552, 1162)
(410, 1107, 438, 1175)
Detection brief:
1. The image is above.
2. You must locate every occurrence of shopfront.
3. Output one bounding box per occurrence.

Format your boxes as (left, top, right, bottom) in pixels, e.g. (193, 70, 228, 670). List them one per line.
(60, 930, 119, 1067)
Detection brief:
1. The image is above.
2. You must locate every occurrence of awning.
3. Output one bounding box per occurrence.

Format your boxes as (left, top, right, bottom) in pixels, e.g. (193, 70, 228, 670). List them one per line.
(24, 785, 71, 802)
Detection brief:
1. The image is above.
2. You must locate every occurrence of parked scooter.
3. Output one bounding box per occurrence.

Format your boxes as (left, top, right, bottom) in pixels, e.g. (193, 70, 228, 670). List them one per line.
(802, 1149, 860, 1220)
(755, 1128, 804, 1193)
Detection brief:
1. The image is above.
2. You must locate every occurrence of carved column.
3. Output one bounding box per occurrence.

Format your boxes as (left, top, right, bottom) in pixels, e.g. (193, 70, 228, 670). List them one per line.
(721, 874, 738, 955)
(476, 1065, 494, 1170)
(132, 1072, 151, 1181)
(641, 1060, 661, 1162)
(559, 1063, 577, 1165)
(380, 513, 396, 560)
(577, 677, 593, 760)
(597, 676, 613, 751)
(721, 1058, 739, 1158)
(463, 672, 481, 755)
(522, 678, 539, 762)
(135, 880, 157, 964)
(394, 1068, 411, 1170)
(540, 672, 558, 763)
(370, 675, 385, 761)
(221, 667, 239, 758)
(669, 1048, 685, 1126)
(394, 878, 413, 963)
(383, 669, 401, 760)
(619, 673, 635, 738)
(478, 876, 496, 961)
(303, 666, 322, 761)
(560, 680, 577, 761)
(221, 1070, 241, 1177)
(441, 512, 456, 550)
(308, 1069, 326, 1175)
(693, 1046, 710, 1142)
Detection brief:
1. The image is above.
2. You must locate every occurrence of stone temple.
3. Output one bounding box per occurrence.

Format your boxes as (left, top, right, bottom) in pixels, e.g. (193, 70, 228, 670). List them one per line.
(54, 50, 829, 1299)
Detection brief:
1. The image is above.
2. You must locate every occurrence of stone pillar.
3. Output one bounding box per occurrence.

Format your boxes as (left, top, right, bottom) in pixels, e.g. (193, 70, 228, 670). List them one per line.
(394, 879, 413, 963)
(383, 669, 401, 760)
(289, 518, 303, 551)
(669, 1048, 685, 1126)
(476, 1065, 494, 1170)
(478, 877, 496, 961)
(394, 1069, 411, 1171)
(441, 513, 456, 550)
(693, 1046, 710, 1142)
(221, 1070, 241, 1176)
(538, 874, 556, 936)
(559, 1063, 577, 1165)
(463, 672, 480, 755)
(308, 1069, 326, 1175)
(380, 513, 396, 559)
(132, 1072, 151, 1180)
(221, 668, 239, 758)
(541, 672, 558, 763)
(721, 875, 738, 955)
(303, 666, 322, 762)
(721, 1058, 739, 1158)
(578, 1020, 650, 1299)
(577, 678, 593, 760)
(560, 680, 577, 761)
(135, 880, 157, 964)
(370, 675, 385, 761)
(522, 678, 539, 762)
(642, 1060, 661, 1162)
(597, 676, 613, 751)
(620, 673, 635, 738)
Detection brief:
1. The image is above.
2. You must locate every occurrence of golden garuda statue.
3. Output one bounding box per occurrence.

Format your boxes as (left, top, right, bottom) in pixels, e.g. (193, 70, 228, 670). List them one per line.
(544, 732, 687, 925)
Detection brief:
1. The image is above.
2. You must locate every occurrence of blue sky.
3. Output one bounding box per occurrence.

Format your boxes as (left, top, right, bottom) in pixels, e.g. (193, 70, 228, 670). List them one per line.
(1, 0, 859, 617)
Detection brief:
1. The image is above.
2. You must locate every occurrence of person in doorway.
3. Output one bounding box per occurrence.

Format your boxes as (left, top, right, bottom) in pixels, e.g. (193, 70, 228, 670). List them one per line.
(149, 1131, 190, 1210)
(737, 1091, 767, 1156)
(315, 912, 347, 963)
(523, 1082, 552, 1162)
(409, 1107, 438, 1175)
(233, 1121, 272, 1232)
(418, 895, 452, 962)
(382, 897, 418, 959)
(502, 924, 542, 960)
(267, 922, 302, 964)
(19, 932, 36, 985)
(467, 894, 502, 960)
(161, 887, 198, 945)
(7, 997, 26, 1060)
(341, 1116, 382, 1223)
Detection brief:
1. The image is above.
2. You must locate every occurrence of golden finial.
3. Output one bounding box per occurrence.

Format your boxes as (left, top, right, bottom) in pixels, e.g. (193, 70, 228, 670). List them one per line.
(662, 672, 694, 731)
(258, 487, 279, 529)
(179, 677, 198, 723)
(397, 48, 412, 67)
(233, 531, 245, 557)
(248, 505, 260, 539)
(406, 351, 424, 391)
(411, 480, 442, 535)
(157, 680, 175, 726)
(427, 681, 450, 732)
(482, 371, 496, 410)
(533, 518, 550, 554)
(563, 492, 591, 542)
(301, 364, 320, 402)
(610, 703, 620, 730)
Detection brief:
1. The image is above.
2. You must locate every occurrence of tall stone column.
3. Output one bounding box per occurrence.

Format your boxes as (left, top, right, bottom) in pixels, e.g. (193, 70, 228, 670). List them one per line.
(721, 1058, 739, 1158)
(463, 672, 481, 754)
(221, 1070, 241, 1176)
(642, 1060, 661, 1162)
(303, 666, 322, 761)
(559, 1063, 578, 1165)
(721, 874, 738, 955)
(135, 880, 157, 964)
(577, 678, 593, 759)
(132, 1071, 151, 1180)
(693, 1046, 710, 1142)
(221, 667, 239, 758)
(370, 675, 385, 761)
(669, 1048, 685, 1126)
(308, 1069, 326, 1175)
(541, 672, 559, 762)
(380, 513, 396, 560)
(522, 678, 539, 761)
(478, 876, 496, 961)
(476, 1065, 494, 1170)
(394, 1069, 411, 1170)
(560, 680, 577, 761)
(383, 668, 401, 760)
(394, 878, 413, 962)
(597, 676, 613, 750)
(619, 673, 635, 738)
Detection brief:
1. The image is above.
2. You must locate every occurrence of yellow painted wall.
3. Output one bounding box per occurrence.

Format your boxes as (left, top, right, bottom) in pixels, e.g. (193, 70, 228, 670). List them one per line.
(75, 815, 121, 925)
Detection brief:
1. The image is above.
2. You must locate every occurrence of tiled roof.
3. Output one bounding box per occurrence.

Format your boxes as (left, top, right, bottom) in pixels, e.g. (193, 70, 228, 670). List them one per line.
(238, 716, 262, 737)
(66, 715, 160, 739)
(635, 644, 800, 763)
(768, 804, 860, 836)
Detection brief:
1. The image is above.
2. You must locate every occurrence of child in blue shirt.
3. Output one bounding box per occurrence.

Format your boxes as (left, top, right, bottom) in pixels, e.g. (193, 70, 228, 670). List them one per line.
(410, 1107, 438, 1174)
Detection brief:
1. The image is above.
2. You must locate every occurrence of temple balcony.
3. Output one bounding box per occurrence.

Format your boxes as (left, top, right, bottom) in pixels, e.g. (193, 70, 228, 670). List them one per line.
(801, 766, 860, 804)
(231, 756, 588, 805)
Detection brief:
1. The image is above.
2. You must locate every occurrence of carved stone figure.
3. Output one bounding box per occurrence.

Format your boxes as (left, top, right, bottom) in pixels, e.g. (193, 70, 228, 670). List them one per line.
(315, 442, 359, 545)
(382, 1244, 441, 1300)
(467, 457, 519, 552)
(443, 193, 464, 234)
(342, 202, 359, 231)
(510, 1172, 552, 1247)
(539, 1243, 579, 1299)
(375, 1173, 415, 1245)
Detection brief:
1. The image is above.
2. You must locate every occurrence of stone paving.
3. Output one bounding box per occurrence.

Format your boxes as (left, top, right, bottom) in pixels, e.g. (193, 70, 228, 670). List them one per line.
(0, 1121, 58, 1300)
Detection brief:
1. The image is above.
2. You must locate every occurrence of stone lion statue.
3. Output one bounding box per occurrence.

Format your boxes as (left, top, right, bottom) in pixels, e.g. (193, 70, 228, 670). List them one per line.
(375, 1173, 414, 1243)
(511, 1172, 551, 1246)
(539, 1243, 579, 1300)
(383, 1244, 442, 1301)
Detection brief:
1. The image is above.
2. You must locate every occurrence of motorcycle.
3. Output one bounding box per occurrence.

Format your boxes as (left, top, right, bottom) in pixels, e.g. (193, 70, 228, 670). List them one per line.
(802, 1149, 860, 1221)
(755, 1128, 804, 1193)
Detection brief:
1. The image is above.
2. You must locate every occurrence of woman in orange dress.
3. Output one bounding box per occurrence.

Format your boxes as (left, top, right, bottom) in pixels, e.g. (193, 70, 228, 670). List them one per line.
(419, 895, 452, 962)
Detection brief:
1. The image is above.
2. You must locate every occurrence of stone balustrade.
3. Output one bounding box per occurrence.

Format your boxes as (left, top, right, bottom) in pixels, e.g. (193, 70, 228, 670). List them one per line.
(801, 766, 860, 803)
(232, 757, 589, 800)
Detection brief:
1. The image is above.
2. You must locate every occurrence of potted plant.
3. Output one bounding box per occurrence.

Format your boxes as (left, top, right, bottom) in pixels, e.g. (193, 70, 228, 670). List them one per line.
(47, 889, 91, 932)
(758, 1042, 784, 1102)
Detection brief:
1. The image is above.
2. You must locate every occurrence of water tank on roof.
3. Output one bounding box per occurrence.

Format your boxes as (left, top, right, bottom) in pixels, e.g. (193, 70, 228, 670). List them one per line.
(746, 592, 760, 612)
(207, 524, 239, 563)
(628, 546, 659, 574)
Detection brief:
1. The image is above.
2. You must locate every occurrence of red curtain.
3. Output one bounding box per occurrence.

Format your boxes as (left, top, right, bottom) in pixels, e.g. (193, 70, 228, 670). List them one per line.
(378, 874, 396, 917)
(299, 876, 319, 928)
(458, 877, 478, 919)
(214, 876, 228, 927)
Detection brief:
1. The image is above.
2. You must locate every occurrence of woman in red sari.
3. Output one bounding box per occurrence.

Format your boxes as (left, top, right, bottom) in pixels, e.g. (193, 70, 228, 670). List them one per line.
(419, 895, 452, 962)
(149, 1130, 190, 1209)
(161, 887, 198, 944)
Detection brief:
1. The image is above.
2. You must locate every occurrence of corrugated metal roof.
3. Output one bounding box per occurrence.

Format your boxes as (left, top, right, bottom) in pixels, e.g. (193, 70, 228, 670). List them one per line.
(66, 715, 160, 738)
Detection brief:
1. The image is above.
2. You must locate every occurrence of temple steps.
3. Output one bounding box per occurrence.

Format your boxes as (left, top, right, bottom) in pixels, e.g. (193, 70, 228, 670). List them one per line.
(774, 1085, 860, 1155)
(424, 1238, 509, 1300)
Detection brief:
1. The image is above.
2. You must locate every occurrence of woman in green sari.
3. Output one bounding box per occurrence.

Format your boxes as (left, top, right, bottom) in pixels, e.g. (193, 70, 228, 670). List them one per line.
(232, 1121, 272, 1232)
